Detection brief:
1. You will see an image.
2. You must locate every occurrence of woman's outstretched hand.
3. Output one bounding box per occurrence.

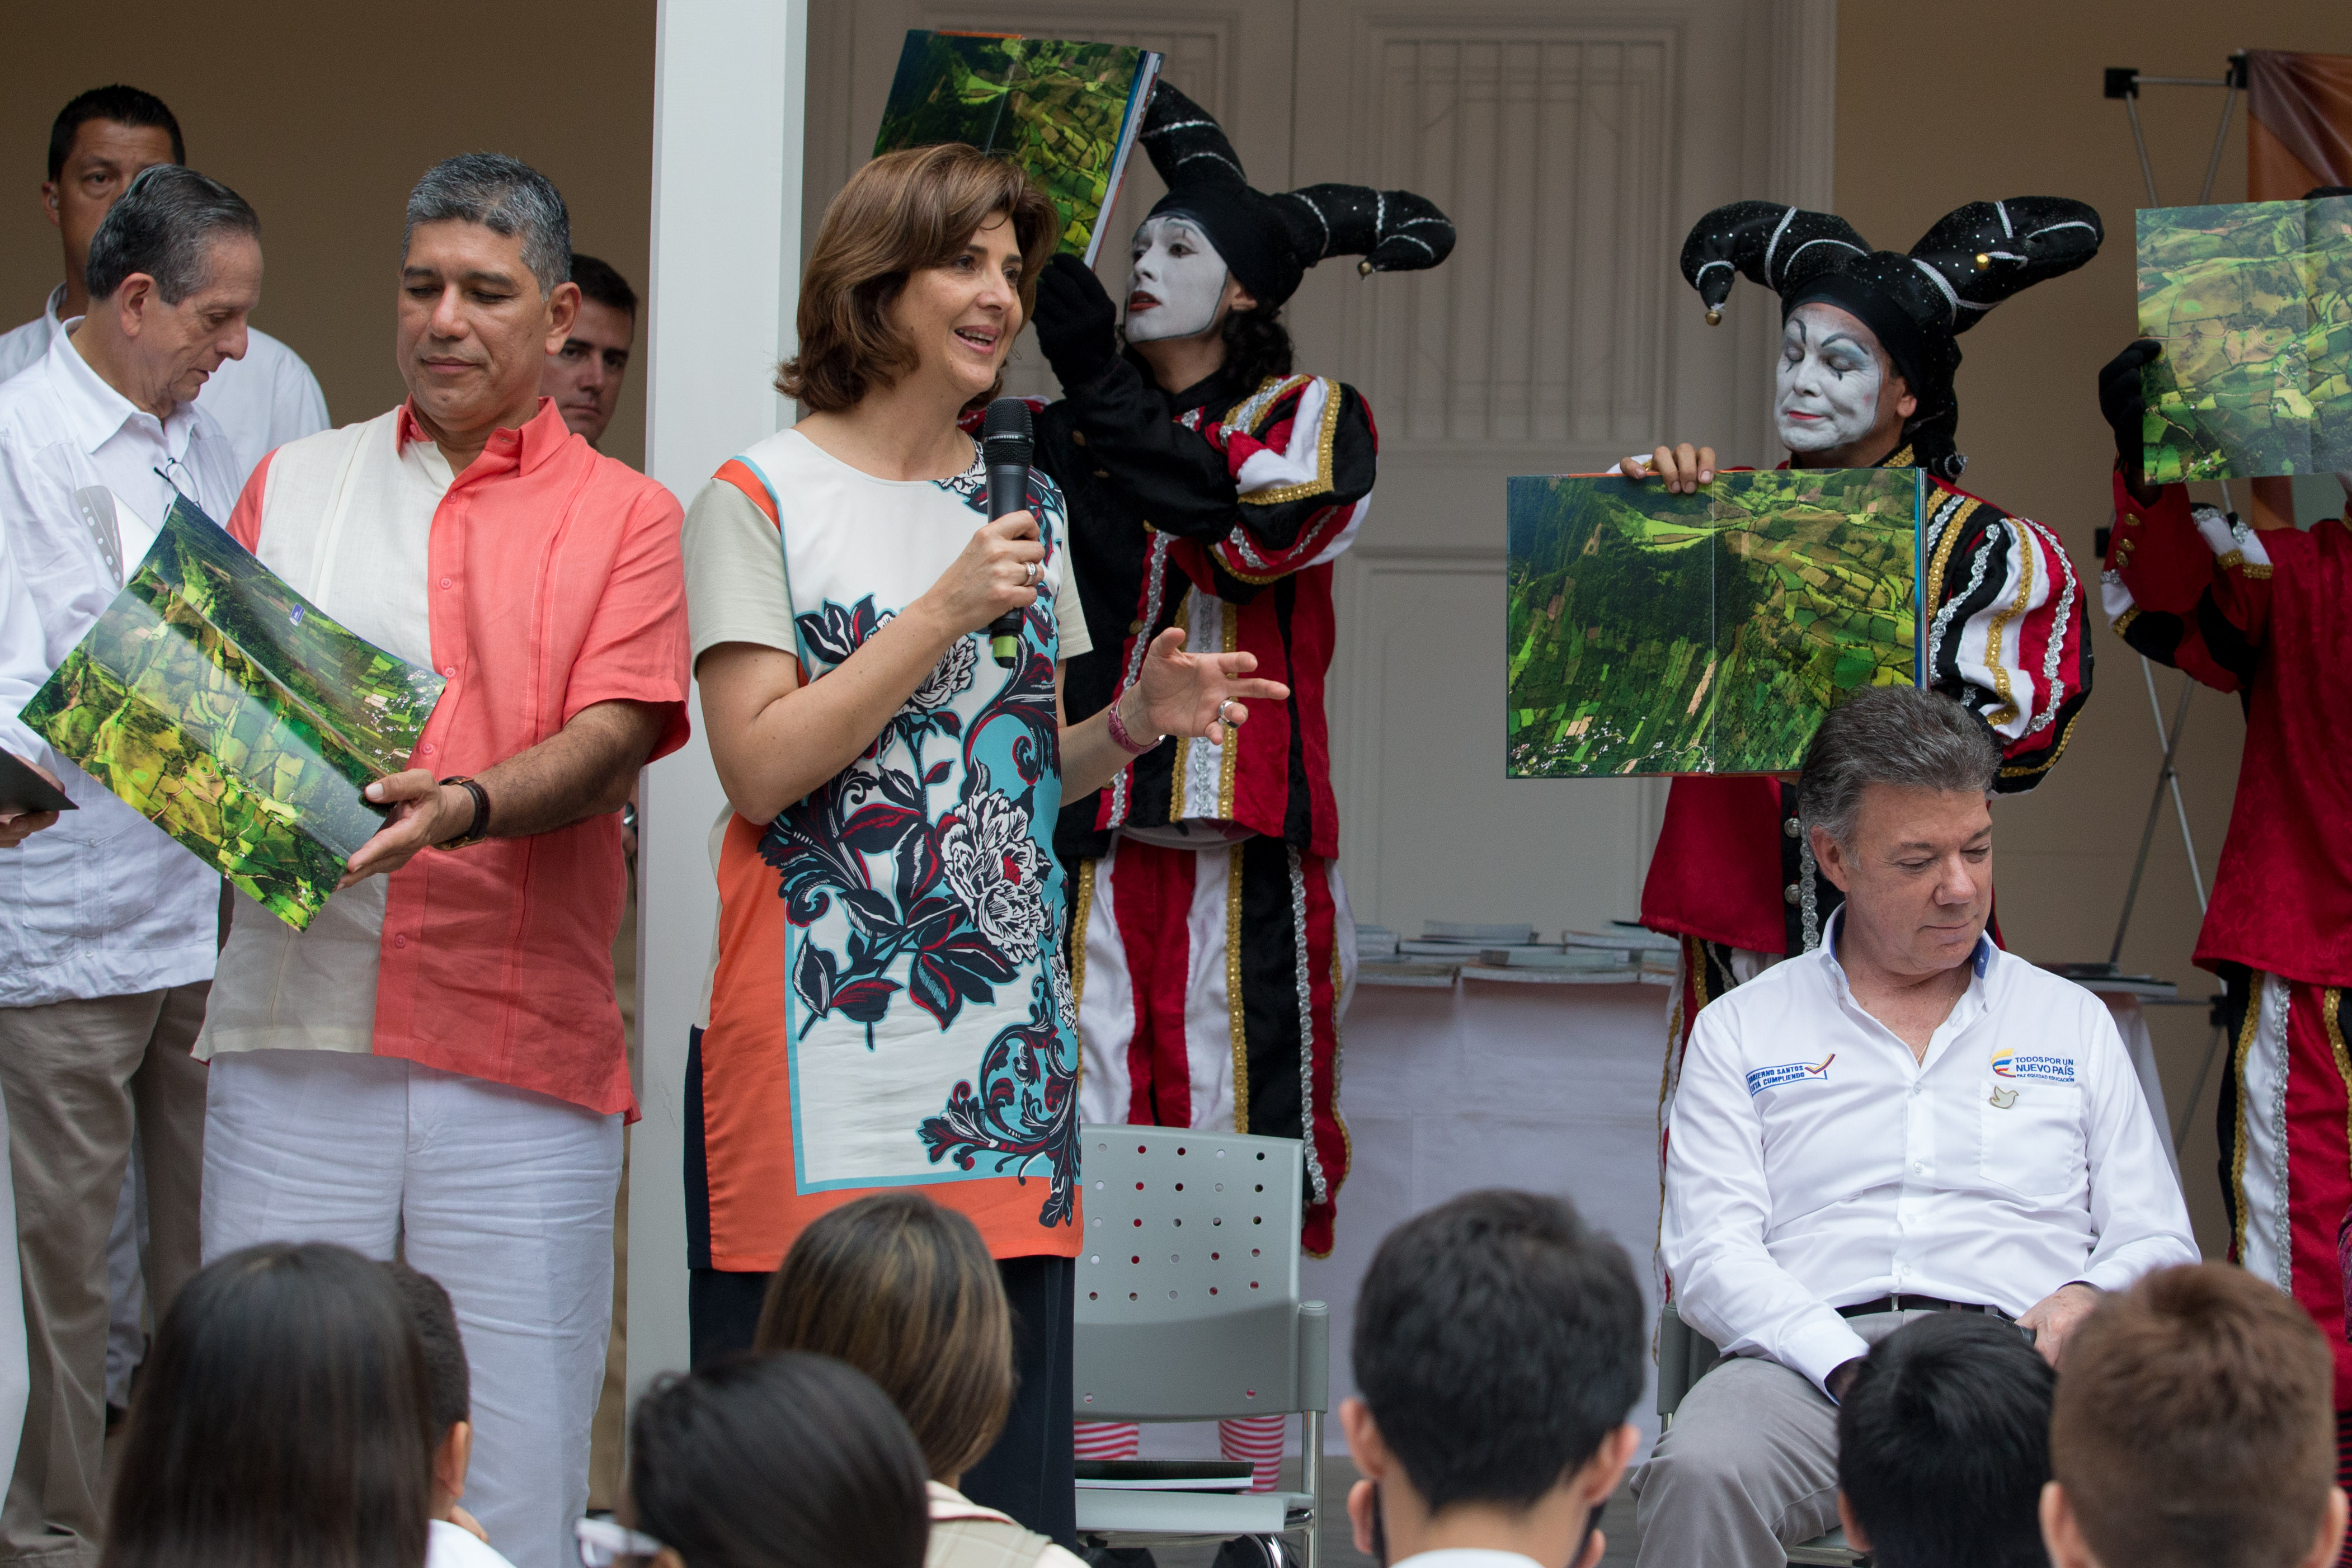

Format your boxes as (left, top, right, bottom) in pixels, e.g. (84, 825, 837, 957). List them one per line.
(1130, 627, 1290, 745)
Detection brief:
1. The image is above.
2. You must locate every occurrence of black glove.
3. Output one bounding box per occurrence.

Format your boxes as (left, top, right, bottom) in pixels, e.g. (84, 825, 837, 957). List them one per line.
(1033, 253, 1119, 390)
(2098, 339, 2162, 470)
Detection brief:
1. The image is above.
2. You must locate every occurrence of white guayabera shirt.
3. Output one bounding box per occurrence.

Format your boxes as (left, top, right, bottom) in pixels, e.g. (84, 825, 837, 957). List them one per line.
(1661, 908, 2199, 1391)
(0, 321, 242, 1006)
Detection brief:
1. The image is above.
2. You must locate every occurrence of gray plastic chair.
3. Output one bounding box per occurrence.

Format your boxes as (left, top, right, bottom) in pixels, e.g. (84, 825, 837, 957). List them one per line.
(1657, 1304, 1866, 1567)
(1071, 1128, 1325, 1568)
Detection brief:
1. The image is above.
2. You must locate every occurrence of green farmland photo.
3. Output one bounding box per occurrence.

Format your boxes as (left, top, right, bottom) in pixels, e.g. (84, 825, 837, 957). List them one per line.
(1505, 470, 1922, 778)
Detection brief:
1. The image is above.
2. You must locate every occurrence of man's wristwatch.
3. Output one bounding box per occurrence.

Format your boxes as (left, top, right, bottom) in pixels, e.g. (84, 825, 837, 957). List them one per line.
(434, 776, 492, 850)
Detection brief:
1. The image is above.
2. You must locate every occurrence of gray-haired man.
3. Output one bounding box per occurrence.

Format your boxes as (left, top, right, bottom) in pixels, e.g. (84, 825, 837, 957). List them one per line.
(192, 153, 686, 1568)
(1631, 686, 2198, 1568)
(0, 162, 258, 1567)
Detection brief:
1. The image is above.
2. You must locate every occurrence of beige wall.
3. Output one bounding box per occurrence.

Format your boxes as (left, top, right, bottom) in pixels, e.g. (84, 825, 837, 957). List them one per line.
(0, 1, 658, 470)
(1838, 3, 2352, 1255)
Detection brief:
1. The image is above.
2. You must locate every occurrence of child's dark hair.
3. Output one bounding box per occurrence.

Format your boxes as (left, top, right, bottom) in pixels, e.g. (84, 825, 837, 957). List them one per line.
(383, 1261, 469, 1439)
(1836, 1312, 2055, 1568)
(102, 1243, 434, 1568)
(1352, 1190, 1643, 1513)
(629, 1352, 929, 1568)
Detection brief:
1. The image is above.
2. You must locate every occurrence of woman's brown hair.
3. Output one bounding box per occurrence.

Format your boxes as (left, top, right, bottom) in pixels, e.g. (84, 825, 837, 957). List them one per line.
(755, 1192, 1013, 1484)
(780, 143, 1059, 414)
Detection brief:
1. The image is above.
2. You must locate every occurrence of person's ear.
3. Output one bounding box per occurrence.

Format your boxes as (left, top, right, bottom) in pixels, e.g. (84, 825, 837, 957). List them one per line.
(114, 275, 155, 337)
(1572, 1423, 1641, 1505)
(546, 279, 582, 352)
(1228, 279, 1259, 313)
(433, 1420, 473, 1503)
(1809, 823, 1852, 894)
(41, 181, 61, 230)
(1834, 1491, 1872, 1554)
(1891, 373, 1917, 421)
(2040, 1481, 2099, 1568)
(2301, 1486, 2350, 1568)
(654, 1552, 689, 1568)
(1338, 1396, 1388, 1481)
(1347, 1476, 1379, 1558)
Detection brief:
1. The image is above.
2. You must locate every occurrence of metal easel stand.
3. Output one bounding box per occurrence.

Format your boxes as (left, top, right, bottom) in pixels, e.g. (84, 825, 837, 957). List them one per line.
(2104, 55, 2245, 1151)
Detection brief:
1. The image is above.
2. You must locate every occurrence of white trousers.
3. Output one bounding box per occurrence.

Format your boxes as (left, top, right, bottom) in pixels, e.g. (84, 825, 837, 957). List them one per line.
(201, 1051, 620, 1568)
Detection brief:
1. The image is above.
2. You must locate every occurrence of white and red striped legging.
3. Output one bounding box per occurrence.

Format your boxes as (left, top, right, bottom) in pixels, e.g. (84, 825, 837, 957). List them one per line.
(1075, 1416, 1288, 1491)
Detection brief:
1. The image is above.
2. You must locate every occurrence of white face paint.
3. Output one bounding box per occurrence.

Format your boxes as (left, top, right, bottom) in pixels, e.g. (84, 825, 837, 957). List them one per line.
(1775, 303, 1891, 454)
(1124, 214, 1229, 343)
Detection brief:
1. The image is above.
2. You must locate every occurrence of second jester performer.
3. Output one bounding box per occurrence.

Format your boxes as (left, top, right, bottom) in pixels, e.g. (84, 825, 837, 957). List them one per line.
(1025, 81, 1452, 1484)
(1631, 197, 2104, 1106)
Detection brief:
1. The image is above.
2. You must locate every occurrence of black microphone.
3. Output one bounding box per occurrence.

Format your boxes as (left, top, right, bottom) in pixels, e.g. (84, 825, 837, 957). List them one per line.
(981, 397, 1035, 667)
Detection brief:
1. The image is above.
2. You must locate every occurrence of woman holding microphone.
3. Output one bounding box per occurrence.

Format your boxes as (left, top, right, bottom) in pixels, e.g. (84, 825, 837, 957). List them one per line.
(679, 144, 1282, 1541)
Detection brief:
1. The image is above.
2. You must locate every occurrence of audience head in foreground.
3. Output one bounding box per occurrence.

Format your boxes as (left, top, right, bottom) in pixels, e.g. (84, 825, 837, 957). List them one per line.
(1835, 1311, 2055, 1568)
(2043, 1262, 2348, 1568)
(620, 1352, 930, 1568)
(384, 1261, 482, 1537)
(544, 251, 637, 448)
(101, 1242, 435, 1568)
(1799, 682, 2000, 980)
(1345, 1190, 1645, 1568)
(755, 1190, 1009, 1487)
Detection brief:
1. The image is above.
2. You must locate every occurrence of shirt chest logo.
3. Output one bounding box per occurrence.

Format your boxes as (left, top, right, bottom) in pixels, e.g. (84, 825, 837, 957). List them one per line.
(1746, 1053, 1835, 1095)
(1991, 1047, 2076, 1086)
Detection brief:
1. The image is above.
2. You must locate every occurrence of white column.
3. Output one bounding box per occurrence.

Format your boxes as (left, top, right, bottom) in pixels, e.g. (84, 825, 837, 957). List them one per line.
(632, 0, 808, 1396)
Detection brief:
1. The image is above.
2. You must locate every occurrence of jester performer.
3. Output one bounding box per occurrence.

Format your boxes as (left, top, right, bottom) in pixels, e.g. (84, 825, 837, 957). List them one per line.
(2096, 186, 2352, 1468)
(1020, 81, 1452, 1489)
(1627, 198, 2102, 1113)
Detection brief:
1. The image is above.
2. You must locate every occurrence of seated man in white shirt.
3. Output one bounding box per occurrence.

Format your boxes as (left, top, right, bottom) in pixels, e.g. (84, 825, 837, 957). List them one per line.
(0, 160, 260, 1566)
(0, 84, 328, 484)
(1633, 685, 2199, 1568)
(1342, 1190, 1644, 1568)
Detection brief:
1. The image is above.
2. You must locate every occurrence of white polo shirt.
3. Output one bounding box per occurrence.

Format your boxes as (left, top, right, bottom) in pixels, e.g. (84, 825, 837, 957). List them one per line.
(1660, 910, 2199, 1390)
(0, 282, 329, 486)
(0, 320, 244, 1006)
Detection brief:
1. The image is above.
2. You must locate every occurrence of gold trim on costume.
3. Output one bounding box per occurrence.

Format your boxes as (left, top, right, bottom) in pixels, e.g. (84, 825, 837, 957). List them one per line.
(2111, 607, 2141, 639)
(2230, 980, 2264, 1264)
(2242, 562, 2274, 580)
(1997, 708, 2082, 780)
(1070, 859, 1096, 1010)
(1884, 445, 1916, 469)
(2328, 989, 2351, 1184)
(1925, 494, 1978, 605)
(1238, 377, 1346, 506)
(2215, 549, 2244, 572)
(1982, 524, 2036, 727)
(1226, 847, 1249, 1134)
(1217, 601, 1240, 819)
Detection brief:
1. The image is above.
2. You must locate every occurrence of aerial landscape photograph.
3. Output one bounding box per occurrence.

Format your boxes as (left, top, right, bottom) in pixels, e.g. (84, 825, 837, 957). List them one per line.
(1505, 469, 1923, 778)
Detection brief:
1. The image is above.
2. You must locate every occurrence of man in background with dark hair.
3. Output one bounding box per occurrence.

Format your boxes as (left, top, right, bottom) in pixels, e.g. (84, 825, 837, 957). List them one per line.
(1343, 1189, 1643, 1568)
(1637, 684, 2196, 1568)
(541, 253, 634, 451)
(0, 85, 327, 483)
(0, 161, 261, 1568)
(1834, 1311, 2055, 1568)
(2043, 1261, 2348, 1568)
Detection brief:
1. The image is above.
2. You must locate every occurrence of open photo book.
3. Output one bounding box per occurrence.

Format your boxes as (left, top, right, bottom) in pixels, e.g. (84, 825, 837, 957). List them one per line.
(1506, 470, 1925, 777)
(874, 30, 1163, 266)
(21, 495, 444, 930)
(2137, 192, 2352, 483)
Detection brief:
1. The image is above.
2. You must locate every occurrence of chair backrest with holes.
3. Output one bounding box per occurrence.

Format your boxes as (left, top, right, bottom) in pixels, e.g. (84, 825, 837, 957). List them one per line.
(1072, 1128, 1306, 1422)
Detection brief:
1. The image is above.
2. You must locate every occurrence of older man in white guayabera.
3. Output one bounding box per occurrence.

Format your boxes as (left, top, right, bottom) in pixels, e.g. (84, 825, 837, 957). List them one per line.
(0, 161, 262, 1567)
(1630, 685, 2198, 1568)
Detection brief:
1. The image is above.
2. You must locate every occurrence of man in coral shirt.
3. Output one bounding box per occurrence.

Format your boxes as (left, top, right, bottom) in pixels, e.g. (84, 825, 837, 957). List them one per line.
(193, 154, 689, 1568)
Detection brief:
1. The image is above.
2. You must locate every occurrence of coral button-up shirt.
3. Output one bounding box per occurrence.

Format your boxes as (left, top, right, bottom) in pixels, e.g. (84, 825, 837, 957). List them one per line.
(215, 398, 689, 1116)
